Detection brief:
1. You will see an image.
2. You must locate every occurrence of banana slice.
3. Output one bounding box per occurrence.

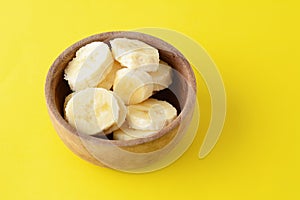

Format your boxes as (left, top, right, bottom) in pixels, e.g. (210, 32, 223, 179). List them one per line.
(113, 129, 136, 140)
(63, 92, 75, 118)
(103, 92, 127, 134)
(65, 88, 125, 135)
(64, 93, 75, 111)
(113, 68, 153, 105)
(149, 61, 173, 91)
(97, 61, 122, 90)
(64, 42, 114, 91)
(110, 38, 159, 72)
(127, 98, 177, 131)
(113, 122, 157, 140)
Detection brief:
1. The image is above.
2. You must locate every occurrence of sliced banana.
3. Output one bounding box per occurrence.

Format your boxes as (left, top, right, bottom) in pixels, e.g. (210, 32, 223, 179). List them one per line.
(97, 61, 122, 90)
(103, 92, 127, 134)
(110, 38, 159, 72)
(64, 42, 114, 91)
(127, 98, 177, 131)
(65, 88, 126, 135)
(64, 92, 75, 118)
(113, 125, 157, 141)
(64, 93, 75, 111)
(114, 122, 157, 140)
(113, 68, 153, 105)
(113, 129, 136, 140)
(149, 61, 173, 91)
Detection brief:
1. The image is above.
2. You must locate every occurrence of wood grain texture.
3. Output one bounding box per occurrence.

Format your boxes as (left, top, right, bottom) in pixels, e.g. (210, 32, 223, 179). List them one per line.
(45, 31, 196, 170)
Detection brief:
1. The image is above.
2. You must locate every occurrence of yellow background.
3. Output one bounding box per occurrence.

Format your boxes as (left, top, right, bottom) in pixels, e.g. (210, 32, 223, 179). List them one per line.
(1, 0, 299, 199)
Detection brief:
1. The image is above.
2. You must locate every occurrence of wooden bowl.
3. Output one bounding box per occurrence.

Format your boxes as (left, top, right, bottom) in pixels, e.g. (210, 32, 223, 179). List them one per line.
(45, 31, 196, 171)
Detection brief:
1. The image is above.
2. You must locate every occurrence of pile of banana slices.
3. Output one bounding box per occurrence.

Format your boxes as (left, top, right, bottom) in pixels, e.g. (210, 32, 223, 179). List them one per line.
(64, 38, 177, 140)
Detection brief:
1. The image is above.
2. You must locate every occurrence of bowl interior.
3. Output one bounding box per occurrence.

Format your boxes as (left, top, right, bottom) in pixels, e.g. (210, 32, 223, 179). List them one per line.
(46, 31, 196, 146)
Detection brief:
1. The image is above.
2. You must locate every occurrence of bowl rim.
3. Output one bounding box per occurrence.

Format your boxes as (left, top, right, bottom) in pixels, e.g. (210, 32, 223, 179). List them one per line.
(45, 31, 197, 147)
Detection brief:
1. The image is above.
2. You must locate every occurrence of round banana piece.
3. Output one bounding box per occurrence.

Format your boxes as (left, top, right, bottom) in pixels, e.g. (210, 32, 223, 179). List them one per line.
(127, 98, 177, 131)
(113, 68, 153, 105)
(113, 122, 157, 140)
(110, 38, 159, 72)
(65, 88, 125, 135)
(103, 92, 127, 134)
(64, 93, 75, 111)
(113, 129, 136, 140)
(63, 92, 75, 118)
(64, 42, 114, 91)
(97, 61, 122, 90)
(149, 61, 173, 91)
